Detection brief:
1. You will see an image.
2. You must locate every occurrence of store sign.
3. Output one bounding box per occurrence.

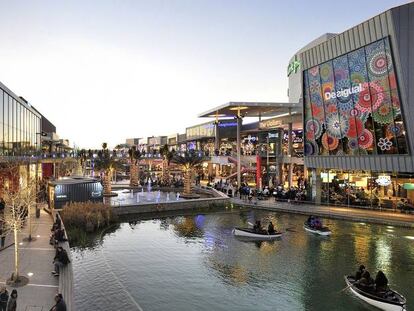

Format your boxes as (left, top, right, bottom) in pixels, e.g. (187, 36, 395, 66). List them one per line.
(56, 194, 67, 199)
(403, 183, 414, 190)
(376, 175, 391, 186)
(260, 119, 282, 129)
(324, 83, 364, 100)
(91, 191, 102, 197)
(219, 122, 237, 127)
(287, 56, 300, 77)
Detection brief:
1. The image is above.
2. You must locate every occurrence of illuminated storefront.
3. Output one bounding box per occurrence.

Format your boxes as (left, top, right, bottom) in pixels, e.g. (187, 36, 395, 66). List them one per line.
(303, 37, 408, 156)
(295, 2, 414, 209)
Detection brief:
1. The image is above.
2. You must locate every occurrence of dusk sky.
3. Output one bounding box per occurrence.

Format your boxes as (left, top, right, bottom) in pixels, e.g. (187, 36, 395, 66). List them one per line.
(0, 0, 407, 149)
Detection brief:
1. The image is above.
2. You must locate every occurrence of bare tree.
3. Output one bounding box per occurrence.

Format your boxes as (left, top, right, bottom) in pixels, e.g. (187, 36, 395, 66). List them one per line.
(0, 160, 29, 285)
(20, 177, 38, 241)
(2, 185, 28, 284)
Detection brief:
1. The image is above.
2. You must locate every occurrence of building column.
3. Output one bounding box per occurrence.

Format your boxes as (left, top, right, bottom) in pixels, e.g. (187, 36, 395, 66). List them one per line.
(236, 115, 242, 187)
(312, 168, 322, 204)
(288, 108, 293, 188)
(214, 121, 220, 153)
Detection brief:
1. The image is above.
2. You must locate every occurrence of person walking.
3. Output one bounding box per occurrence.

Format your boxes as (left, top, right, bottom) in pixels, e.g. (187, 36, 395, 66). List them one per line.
(6, 289, 17, 311)
(0, 287, 8, 311)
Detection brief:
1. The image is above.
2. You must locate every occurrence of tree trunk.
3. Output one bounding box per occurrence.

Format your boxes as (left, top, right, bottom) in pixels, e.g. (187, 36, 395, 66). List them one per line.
(130, 161, 139, 187)
(13, 227, 19, 280)
(76, 160, 83, 175)
(184, 168, 192, 195)
(103, 171, 112, 195)
(162, 159, 169, 182)
(28, 203, 32, 241)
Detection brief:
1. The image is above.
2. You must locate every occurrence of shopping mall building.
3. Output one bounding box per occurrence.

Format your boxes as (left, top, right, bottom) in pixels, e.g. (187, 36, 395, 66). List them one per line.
(0, 80, 71, 195)
(289, 2, 414, 208)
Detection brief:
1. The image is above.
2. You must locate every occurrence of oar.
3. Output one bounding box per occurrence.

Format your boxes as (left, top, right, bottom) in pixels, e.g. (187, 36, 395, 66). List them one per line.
(248, 222, 254, 227)
(285, 227, 297, 232)
(338, 283, 352, 293)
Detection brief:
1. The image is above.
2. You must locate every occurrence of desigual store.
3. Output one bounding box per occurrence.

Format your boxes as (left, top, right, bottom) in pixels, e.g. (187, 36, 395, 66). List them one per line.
(292, 2, 414, 209)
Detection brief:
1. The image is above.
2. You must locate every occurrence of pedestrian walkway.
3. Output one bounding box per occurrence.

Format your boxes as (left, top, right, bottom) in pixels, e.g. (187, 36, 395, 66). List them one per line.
(231, 198, 414, 228)
(0, 208, 58, 311)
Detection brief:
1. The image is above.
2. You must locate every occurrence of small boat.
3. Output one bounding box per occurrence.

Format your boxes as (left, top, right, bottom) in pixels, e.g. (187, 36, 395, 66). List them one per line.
(344, 276, 406, 311)
(233, 228, 282, 239)
(303, 222, 331, 236)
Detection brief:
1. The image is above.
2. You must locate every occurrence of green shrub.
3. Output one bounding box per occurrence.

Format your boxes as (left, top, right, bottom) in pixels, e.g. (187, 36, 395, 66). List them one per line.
(60, 201, 118, 233)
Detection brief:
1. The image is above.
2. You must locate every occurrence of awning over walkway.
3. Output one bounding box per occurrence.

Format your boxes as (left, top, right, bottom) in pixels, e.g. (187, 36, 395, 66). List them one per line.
(198, 102, 301, 118)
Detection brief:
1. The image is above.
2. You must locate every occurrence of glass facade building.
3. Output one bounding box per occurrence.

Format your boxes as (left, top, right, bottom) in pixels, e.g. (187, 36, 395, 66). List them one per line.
(0, 84, 41, 156)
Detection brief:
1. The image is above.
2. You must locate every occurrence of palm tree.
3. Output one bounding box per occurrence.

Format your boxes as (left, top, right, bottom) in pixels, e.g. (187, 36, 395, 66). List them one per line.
(159, 144, 173, 183)
(172, 150, 204, 197)
(94, 143, 118, 196)
(128, 146, 141, 187)
(78, 149, 87, 175)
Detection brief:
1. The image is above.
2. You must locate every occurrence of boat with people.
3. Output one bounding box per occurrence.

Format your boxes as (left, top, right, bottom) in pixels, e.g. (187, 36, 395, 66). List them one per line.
(303, 216, 331, 236)
(303, 222, 332, 236)
(344, 276, 407, 311)
(233, 227, 282, 239)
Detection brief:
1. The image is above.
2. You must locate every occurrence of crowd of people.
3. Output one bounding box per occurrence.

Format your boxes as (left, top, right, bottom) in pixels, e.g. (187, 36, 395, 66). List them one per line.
(50, 215, 70, 278)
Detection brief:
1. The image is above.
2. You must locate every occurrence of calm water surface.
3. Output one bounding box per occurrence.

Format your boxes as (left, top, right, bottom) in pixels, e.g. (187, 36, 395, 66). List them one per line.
(72, 208, 414, 311)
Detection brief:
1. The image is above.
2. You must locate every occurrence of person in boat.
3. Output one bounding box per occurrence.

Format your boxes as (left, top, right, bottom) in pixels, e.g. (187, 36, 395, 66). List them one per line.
(375, 270, 388, 292)
(307, 215, 314, 227)
(313, 217, 322, 229)
(253, 220, 262, 233)
(355, 265, 366, 281)
(356, 270, 374, 289)
(268, 221, 275, 234)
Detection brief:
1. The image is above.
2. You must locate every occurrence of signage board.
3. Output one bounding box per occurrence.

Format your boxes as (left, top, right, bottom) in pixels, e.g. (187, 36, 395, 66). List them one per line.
(287, 55, 300, 77)
(376, 175, 391, 186)
(259, 118, 283, 129)
(403, 183, 414, 190)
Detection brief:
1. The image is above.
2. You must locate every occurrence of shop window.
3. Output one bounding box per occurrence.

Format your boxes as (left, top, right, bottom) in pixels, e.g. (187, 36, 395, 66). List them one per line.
(303, 37, 409, 157)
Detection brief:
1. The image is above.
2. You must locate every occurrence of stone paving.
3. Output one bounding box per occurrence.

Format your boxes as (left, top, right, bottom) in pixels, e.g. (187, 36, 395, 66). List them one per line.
(0, 208, 58, 311)
(231, 197, 414, 227)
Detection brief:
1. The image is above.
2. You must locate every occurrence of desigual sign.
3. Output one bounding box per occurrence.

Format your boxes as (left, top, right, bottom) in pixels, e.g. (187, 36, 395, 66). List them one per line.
(324, 83, 364, 100)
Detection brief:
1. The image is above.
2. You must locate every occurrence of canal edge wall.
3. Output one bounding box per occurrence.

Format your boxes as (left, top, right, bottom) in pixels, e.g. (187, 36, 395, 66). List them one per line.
(52, 210, 75, 311)
(233, 200, 414, 228)
(112, 187, 230, 217)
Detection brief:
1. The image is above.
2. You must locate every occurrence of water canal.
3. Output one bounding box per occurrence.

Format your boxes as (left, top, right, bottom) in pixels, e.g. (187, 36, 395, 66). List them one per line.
(72, 208, 414, 310)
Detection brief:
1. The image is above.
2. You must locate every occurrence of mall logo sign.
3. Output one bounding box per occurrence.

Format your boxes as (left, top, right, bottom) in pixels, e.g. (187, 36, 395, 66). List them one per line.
(324, 83, 364, 100)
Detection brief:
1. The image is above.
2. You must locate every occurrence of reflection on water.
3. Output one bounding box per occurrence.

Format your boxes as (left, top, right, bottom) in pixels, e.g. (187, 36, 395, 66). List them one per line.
(72, 209, 414, 311)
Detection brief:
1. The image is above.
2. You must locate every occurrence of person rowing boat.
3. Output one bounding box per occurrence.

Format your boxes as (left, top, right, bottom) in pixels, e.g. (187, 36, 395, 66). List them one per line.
(303, 216, 331, 236)
(344, 266, 406, 311)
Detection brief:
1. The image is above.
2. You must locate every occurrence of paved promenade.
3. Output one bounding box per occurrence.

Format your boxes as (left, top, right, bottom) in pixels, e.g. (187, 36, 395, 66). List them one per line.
(231, 198, 414, 227)
(0, 208, 58, 311)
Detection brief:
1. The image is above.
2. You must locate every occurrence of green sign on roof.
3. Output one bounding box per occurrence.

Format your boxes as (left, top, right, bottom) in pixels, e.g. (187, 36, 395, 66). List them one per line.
(287, 55, 300, 77)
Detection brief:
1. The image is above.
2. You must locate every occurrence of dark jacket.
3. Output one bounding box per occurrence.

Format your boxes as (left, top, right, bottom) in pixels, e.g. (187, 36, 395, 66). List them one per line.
(375, 271, 388, 290)
(54, 249, 70, 265)
(0, 291, 8, 305)
(55, 298, 67, 311)
(6, 297, 16, 311)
